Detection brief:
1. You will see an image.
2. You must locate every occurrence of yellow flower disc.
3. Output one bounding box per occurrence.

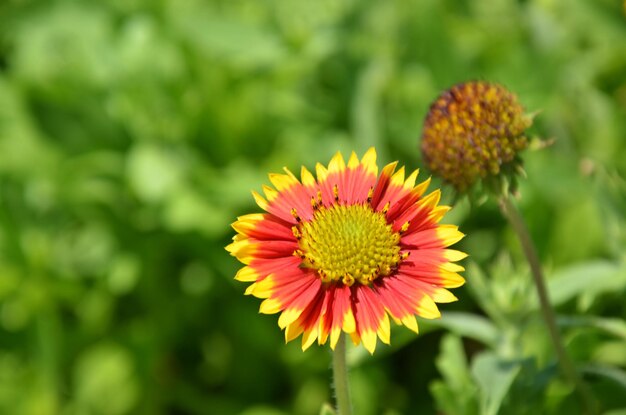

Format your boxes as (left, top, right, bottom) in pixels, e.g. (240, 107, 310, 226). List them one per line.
(298, 204, 401, 286)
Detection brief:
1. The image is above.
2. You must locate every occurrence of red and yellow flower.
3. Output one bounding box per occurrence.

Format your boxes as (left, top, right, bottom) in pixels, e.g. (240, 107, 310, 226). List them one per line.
(226, 149, 465, 353)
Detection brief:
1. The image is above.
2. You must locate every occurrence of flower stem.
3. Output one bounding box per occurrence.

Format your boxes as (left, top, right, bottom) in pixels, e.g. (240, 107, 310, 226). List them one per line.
(332, 334, 353, 415)
(499, 196, 597, 415)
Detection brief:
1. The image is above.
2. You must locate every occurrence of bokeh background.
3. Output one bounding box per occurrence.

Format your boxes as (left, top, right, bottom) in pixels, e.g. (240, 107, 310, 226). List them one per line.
(1, 0, 625, 414)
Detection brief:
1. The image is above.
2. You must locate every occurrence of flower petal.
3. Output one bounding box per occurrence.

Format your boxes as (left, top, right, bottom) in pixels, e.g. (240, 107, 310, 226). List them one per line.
(398, 261, 466, 288)
(352, 286, 387, 354)
(244, 255, 302, 283)
(226, 239, 298, 264)
(382, 275, 442, 319)
(232, 214, 295, 241)
(401, 225, 464, 249)
(370, 161, 398, 210)
(318, 285, 356, 350)
(328, 151, 346, 174)
(360, 147, 378, 177)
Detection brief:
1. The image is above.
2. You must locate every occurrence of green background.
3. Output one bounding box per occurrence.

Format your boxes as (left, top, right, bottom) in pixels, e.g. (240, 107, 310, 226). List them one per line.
(0, 0, 625, 414)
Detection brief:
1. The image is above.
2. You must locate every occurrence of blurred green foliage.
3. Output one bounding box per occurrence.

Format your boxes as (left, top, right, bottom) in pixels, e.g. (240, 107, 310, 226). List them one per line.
(0, 0, 625, 414)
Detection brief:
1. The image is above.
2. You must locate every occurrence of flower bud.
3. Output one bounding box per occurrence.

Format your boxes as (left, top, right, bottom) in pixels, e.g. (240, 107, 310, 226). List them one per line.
(421, 82, 532, 192)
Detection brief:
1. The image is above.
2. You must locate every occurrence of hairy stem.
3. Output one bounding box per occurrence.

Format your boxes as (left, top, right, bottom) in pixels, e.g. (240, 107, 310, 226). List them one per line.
(332, 334, 353, 415)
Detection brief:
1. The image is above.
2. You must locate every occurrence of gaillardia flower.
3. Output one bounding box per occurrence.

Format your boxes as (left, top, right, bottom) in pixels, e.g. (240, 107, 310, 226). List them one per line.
(421, 82, 532, 192)
(226, 149, 465, 353)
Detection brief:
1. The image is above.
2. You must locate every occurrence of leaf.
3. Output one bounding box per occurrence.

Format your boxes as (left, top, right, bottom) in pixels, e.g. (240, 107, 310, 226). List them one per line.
(427, 312, 499, 347)
(557, 316, 626, 341)
(471, 352, 521, 415)
(347, 312, 498, 367)
(430, 334, 479, 415)
(580, 364, 626, 390)
(463, 262, 508, 325)
(591, 341, 626, 367)
(437, 334, 472, 389)
(547, 261, 626, 307)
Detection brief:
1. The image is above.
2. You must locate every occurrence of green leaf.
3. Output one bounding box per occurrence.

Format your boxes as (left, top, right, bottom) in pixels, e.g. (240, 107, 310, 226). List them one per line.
(427, 312, 499, 347)
(437, 334, 471, 389)
(557, 316, 626, 341)
(471, 352, 521, 415)
(547, 261, 626, 307)
(580, 364, 626, 390)
(464, 262, 498, 316)
(347, 312, 498, 367)
(591, 341, 626, 367)
(430, 334, 479, 415)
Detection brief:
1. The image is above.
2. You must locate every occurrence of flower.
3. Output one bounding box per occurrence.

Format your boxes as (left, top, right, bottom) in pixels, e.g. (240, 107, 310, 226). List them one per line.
(226, 149, 465, 353)
(421, 82, 532, 192)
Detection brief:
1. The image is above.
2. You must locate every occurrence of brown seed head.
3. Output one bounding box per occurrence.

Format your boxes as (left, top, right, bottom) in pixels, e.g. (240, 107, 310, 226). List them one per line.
(421, 82, 531, 192)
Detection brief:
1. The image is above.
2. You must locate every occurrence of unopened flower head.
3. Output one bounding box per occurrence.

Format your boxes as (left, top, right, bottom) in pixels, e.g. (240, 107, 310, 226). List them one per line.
(227, 149, 466, 354)
(421, 82, 532, 192)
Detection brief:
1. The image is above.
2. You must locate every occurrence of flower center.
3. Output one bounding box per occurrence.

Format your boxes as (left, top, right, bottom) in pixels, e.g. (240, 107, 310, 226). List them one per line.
(295, 204, 401, 286)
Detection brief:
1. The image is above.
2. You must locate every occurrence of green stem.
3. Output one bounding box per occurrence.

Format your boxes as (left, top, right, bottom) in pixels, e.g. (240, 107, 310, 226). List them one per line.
(499, 196, 597, 415)
(332, 334, 353, 415)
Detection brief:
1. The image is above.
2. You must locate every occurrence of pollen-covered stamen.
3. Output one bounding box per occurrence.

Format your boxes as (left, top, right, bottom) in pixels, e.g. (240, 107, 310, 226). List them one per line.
(400, 221, 411, 234)
(311, 197, 318, 210)
(342, 274, 355, 286)
(394, 252, 410, 267)
(311, 191, 323, 211)
(291, 208, 301, 222)
(382, 202, 390, 215)
(297, 204, 403, 286)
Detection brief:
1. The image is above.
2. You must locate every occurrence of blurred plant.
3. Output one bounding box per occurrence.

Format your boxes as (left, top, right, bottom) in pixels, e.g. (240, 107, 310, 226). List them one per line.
(0, 0, 624, 413)
(227, 148, 465, 414)
(421, 82, 598, 413)
(427, 256, 626, 415)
